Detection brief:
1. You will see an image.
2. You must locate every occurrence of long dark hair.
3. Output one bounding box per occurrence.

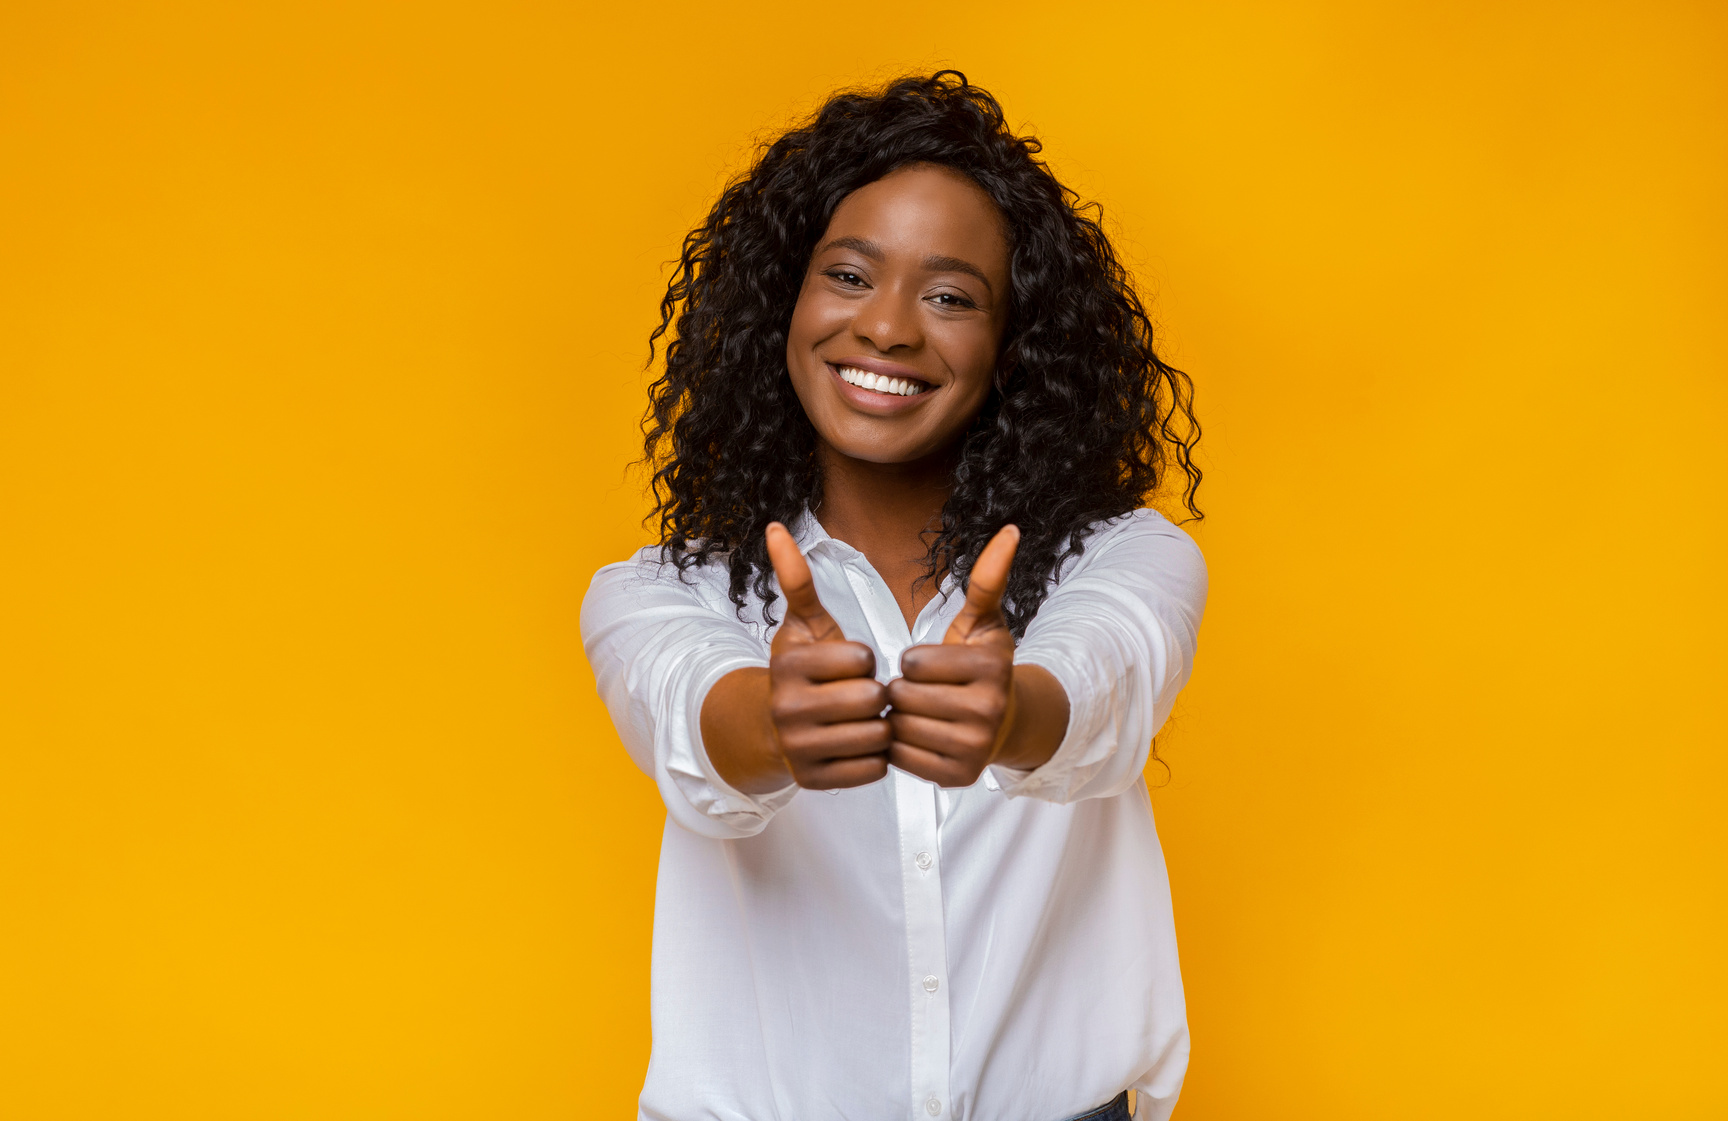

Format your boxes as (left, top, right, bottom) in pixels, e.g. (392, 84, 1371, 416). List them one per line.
(643, 71, 1201, 637)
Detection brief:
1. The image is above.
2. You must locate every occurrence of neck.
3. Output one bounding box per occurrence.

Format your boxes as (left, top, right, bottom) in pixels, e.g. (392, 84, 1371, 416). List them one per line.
(812, 441, 956, 625)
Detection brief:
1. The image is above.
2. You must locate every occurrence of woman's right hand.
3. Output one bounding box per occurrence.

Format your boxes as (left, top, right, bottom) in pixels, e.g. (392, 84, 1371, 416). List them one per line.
(700, 522, 890, 793)
(761, 521, 891, 789)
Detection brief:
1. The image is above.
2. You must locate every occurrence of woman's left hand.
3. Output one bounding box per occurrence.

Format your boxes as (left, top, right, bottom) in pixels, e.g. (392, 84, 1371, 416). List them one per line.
(887, 525, 1066, 787)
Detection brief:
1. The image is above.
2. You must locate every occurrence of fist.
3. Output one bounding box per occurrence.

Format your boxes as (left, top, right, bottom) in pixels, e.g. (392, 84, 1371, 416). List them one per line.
(764, 522, 892, 789)
(886, 525, 1021, 788)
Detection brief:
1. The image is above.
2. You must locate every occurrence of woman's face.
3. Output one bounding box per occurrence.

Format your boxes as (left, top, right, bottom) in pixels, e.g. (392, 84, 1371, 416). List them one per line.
(785, 163, 1012, 467)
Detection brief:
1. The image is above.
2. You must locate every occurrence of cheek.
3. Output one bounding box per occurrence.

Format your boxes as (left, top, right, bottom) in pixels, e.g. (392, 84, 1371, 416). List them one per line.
(787, 283, 843, 350)
(784, 291, 839, 414)
(942, 325, 1003, 401)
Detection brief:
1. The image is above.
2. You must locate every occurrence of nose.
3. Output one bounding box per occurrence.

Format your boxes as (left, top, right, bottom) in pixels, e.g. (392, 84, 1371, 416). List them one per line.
(852, 285, 924, 353)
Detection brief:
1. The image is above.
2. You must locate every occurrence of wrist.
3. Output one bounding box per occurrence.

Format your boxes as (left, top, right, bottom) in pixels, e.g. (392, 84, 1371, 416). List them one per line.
(992, 664, 1067, 773)
(704, 667, 795, 795)
(738, 679, 794, 795)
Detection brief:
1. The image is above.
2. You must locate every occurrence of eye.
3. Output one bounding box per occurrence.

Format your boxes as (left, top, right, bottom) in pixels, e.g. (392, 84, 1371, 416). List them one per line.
(825, 269, 868, 287)
(930, 291, 977, 309)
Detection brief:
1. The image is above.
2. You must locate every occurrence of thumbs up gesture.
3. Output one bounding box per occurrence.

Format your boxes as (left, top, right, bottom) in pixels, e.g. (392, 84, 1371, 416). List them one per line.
(762, 522, 892, 789)
(886, 525, 1032, 787)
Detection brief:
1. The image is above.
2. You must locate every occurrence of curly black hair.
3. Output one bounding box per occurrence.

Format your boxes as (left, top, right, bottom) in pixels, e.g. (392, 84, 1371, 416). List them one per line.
(643, 70, 1201, 637)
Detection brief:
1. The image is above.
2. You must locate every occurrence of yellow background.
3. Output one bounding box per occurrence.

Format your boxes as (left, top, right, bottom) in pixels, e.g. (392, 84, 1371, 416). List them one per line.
(3, 2, 1724, 1117)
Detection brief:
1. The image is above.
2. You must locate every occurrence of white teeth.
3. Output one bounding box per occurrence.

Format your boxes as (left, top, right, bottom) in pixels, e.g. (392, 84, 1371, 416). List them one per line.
(837, 365, 925, 396)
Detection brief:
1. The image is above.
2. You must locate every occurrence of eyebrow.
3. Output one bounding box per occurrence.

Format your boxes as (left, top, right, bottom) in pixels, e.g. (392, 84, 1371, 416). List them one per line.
(818, 237, 995, 295)
(821, 235, 885, 260)
(922, 254, 993, 294)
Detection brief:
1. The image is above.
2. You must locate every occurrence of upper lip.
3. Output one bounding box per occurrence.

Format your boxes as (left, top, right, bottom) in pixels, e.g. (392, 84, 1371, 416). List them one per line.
(827, 356, 936, 386)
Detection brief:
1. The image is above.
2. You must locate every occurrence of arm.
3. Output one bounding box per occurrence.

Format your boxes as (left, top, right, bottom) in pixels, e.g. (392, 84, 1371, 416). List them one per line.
(887, 512, 1206, 801)
(698, 667, 782, 794)
(581, 526, 892, 838)
(580, 554, 784, 839)
(1005, 510, 1207, 802)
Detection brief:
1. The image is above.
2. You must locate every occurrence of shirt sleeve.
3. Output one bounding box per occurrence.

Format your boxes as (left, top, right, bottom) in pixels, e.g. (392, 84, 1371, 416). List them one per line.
(992, 510, 1208, 804)
(579, 551, 794, 839)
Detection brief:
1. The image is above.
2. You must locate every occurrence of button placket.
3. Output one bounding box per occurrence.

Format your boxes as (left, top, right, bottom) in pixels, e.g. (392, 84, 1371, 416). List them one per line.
(842, 549, 952, 1121)
(895, 769, 951, 1121)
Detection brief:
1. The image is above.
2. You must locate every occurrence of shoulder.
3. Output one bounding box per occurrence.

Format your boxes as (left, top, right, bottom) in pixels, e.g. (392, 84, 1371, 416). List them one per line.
(1072, 507, 1203, 565)
(580, 544, 739, 626)
(1060, 508, 1207, 614)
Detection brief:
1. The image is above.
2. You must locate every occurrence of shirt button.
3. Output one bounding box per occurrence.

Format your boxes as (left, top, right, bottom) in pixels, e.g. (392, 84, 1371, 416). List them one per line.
(925, 1098, 942, 1116)
(922, 975, 940, 993)
(915, 850, 933, 870)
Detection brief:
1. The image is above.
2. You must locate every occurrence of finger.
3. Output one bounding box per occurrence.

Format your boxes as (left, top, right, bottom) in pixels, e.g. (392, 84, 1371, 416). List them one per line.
(885, 679, 1005, 724)
(888, 709, 994, 757)
(796, 753, 891, 790)
(766, 521, 842, 641)
(772, 679, 888, 726)
(888, 741, 977, 789)
(898, 643, 1009, 685)
(777, 641, 877, 683)
(780, 717, 893, 762)
(945, 524, 1020, 644)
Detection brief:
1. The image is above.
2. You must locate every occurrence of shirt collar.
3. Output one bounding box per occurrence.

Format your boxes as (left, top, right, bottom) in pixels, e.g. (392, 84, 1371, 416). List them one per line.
(789, 508, 861, 561)
(790, 508, 959, 603)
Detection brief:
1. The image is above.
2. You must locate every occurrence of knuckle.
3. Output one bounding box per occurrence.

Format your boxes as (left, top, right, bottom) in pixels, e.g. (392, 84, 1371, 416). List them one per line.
(834, 686, 876, 720)
(799, 648, 840, 675)
(958, 691, 993, 722)
(768, 693, 805, 724)
(772, 647, 813, 677)
(888, 747, 926, 781)
(777, 729, 816, 758)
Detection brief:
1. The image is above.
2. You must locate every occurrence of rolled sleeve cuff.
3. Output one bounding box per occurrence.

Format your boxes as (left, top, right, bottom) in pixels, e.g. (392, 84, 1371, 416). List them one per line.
(989, 647, 1120, 802)
(660, 653, 796, 835)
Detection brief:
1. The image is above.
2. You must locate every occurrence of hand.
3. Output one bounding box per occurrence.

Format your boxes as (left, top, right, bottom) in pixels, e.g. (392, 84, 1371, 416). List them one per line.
(762, 521, 892, 789)
(886, 525, 1025, 787)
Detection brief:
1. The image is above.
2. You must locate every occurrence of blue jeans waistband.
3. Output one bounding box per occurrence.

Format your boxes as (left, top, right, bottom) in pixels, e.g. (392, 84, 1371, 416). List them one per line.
(1063, 1090, 1131, 1121)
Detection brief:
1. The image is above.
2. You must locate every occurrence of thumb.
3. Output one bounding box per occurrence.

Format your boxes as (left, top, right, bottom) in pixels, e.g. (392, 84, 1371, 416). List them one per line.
(944, 524, 1020, 644)
(766, 521, 843, 643)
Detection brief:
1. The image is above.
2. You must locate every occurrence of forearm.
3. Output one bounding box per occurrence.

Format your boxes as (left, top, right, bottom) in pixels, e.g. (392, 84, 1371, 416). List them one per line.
(993, 663, 1070, 772)
(700, 667, 795, 795)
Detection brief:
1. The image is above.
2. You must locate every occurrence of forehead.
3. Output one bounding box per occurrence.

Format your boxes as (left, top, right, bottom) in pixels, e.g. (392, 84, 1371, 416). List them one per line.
(821, 164, 1010, 271)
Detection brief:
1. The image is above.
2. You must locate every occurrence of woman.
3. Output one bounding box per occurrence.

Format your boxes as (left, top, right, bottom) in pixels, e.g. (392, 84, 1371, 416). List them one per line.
(582, 71, 1206, 1121)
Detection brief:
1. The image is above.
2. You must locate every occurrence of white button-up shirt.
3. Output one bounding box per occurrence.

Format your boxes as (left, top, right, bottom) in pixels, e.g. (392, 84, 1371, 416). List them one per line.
(581, 508, 1207, 1121)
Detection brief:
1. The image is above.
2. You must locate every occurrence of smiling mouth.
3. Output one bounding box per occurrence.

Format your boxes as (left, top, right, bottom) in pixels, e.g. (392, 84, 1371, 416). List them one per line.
(833, 364, 930, 397)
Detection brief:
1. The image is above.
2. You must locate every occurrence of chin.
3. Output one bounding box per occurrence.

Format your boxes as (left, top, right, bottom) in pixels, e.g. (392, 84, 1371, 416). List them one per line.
(829, 432, 948, 467)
